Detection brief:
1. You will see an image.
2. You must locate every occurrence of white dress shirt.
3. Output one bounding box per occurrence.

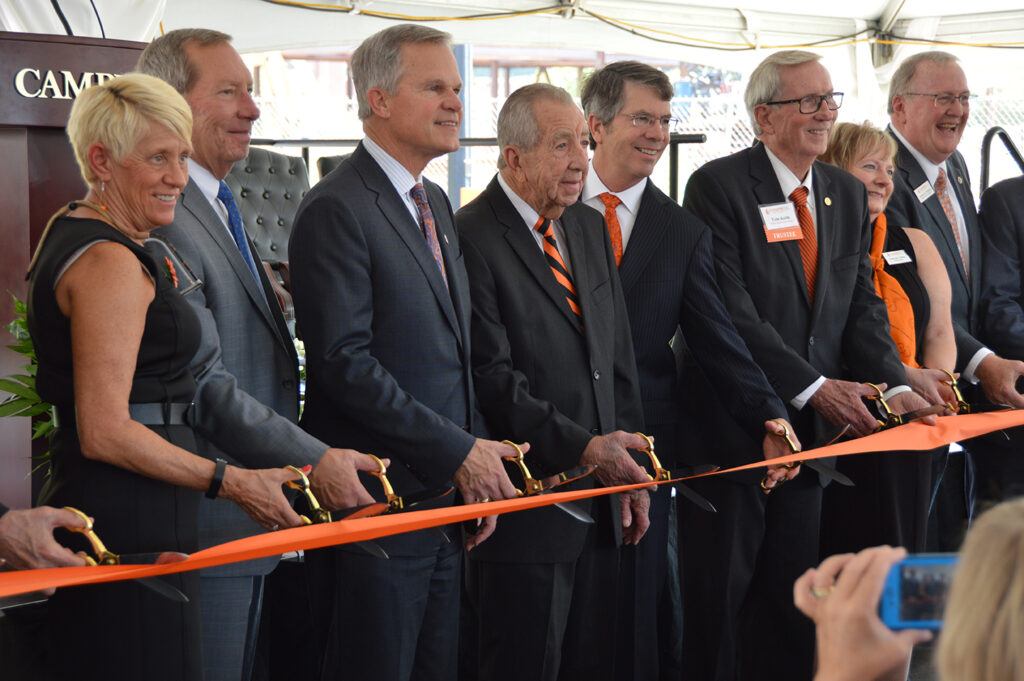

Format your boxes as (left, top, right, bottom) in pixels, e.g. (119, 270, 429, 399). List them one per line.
(363, 136, 423, 226)
(188, 159, 235, 240)
(581, 161, 648, 252)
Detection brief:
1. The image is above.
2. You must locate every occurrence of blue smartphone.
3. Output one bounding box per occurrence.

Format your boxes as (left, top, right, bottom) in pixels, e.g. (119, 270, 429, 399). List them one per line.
(879, 553, 957, 630)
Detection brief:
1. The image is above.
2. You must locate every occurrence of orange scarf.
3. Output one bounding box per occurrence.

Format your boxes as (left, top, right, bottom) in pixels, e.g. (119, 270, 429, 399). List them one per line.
(870, 214, 919, 367)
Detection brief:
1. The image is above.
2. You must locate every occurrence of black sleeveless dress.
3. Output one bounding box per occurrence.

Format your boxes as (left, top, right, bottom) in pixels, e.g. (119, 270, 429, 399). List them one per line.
(821, 224, 934, 556)
(28, 216, 203, 681)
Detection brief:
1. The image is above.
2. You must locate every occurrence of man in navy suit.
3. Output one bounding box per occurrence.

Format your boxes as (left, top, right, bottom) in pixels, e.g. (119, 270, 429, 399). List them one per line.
(683, 50, 929, 681)
(289, 24, 520, 681)
(886, 51, 1024, 533)
(579, 61, 797, 680)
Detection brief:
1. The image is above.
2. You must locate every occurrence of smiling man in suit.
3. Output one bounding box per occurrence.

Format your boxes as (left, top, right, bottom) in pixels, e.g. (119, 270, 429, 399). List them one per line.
(682, 50, 930, 681)
(137, 29, 380, 681)
(288, 24, 521, 681)
(580, 60, 798, 681)
(455, 83, 655, 681)
(886, 51, 1024, 530)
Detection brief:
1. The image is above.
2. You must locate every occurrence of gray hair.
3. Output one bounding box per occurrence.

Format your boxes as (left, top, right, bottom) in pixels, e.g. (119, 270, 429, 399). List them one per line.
(887, 51, 960, 114)
(496, 83, 576, 169)
(136, 28, 232, 95)
(581, 60, 673, 126)
(351, 24, 452, 121)
(745, 50, 823, 135)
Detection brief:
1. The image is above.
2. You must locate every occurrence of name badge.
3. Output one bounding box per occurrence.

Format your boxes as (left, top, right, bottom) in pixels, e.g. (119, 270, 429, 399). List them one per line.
(882, 249, 912, 266)
(914, 181, 935, 203)
(758, 201, 804, 243)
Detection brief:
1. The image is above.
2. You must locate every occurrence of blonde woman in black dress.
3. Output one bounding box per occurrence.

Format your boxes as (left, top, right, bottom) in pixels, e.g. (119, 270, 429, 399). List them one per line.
(28, 73, 305, 681)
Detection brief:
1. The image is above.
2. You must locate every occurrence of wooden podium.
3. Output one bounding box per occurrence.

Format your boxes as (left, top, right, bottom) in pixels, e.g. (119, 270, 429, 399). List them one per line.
(0, 32, 145, 507)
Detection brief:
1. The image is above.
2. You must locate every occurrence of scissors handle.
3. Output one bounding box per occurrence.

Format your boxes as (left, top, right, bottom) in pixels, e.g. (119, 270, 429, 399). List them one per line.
(501, 440, 541, 496)
(634, 432, 668, 482)
(285, 465, 331, 524)
(865, 382, 902, 428)
(63, 507, 119, 565)
(940, 370, 970, 414)
(367, 454, 403, 511)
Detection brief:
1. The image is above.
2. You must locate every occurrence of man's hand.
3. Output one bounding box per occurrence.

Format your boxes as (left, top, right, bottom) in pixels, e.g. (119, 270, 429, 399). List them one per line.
(904, 366, 956, 407)
(580, 431, 654, 543)
(761, 419, 801, 492)
(0, 506, 90, 570)
(808, 379, 884, 437)
(221, 466, 307, 531)
(886, 390, 937, 425)
(454, 439, 524, 549)
(975, 354, 1024, 408)
(308, 448, 381, 511)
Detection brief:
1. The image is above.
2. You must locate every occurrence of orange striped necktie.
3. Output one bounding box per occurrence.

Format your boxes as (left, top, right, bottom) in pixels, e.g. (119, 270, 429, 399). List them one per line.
(598, 192, 624, 266)
(534, 216, 583, 319)
(789, 186, 818, 303)
(934, 169, 969, 279)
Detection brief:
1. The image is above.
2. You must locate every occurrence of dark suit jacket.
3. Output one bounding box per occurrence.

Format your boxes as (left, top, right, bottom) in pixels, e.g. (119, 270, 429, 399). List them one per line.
(618, 180, 786, 469)
(683, 143, 907, 455)
(289, 142, 478, 556)
(979, 175, 1024, 360)
(456, 176, 644, 563)
(886, 132, 984, 370)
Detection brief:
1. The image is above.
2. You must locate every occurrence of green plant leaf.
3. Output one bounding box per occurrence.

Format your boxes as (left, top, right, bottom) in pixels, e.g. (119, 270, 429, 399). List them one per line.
(0, 398, 32, 417)
(0, 378, 38, 401)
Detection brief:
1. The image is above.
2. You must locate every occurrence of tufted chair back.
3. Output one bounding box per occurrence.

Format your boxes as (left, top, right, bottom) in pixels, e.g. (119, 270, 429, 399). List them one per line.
(316, 154, 348, 180)
(225, 147, 309, 264)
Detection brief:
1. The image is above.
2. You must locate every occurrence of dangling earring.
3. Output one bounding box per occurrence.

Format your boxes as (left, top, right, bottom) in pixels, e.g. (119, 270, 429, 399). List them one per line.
(99, 180, 108, 212)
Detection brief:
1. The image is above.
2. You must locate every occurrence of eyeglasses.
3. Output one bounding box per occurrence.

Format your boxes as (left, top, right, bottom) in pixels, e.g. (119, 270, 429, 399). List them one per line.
(624, 113, 679, 131)
(903, 92, 976, 108)
(763, 92, 844, 114)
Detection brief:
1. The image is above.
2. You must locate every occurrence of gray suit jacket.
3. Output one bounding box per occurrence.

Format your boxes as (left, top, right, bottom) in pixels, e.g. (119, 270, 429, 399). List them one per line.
(158, 176, 327, 576)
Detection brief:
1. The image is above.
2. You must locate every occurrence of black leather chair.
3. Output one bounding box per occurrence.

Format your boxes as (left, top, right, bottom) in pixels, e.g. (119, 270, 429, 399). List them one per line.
(225, 148, 309, 321)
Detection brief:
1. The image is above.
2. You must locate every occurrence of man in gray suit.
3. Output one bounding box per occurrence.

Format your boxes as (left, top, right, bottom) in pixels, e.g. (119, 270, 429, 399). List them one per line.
(289, 24, 521, 681)
(137, 30, 379, 681)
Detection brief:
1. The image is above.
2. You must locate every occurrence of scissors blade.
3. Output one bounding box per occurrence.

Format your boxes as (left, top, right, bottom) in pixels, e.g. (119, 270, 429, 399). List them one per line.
(537, 465, 597, 492)
(673, 482, 717, 512)
(327, 502, 390, 520)
(805, 460, 854, 487)
(667, 463, 721, 479)
(399, 485, 456, 511)
(889, 403, 949, 425)
(135, 577, 190, 603)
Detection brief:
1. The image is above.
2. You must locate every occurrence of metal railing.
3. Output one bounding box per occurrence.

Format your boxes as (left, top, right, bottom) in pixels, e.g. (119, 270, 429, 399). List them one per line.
(981, 126, 1024, 193)
(251, 133, 707, 202)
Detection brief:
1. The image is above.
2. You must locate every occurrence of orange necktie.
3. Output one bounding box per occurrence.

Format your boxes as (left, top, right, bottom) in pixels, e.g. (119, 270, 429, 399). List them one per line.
(598, 192, 624, 266)
(535, 217, 583, 319)
(789, 186, 818, 303)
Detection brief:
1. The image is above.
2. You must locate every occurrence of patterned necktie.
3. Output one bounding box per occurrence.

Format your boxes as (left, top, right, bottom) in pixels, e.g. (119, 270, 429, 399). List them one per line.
(934, 168, 969, 278)
(598, 192, 624, 266)
(789, 186, 818, 303)
(409, 183, 448, 287)
(217, 180, 262, 286)
(534, 217, 582, 320)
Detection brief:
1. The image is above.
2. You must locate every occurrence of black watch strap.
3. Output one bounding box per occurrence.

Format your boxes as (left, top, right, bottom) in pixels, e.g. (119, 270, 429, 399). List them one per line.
(206, 458, 228, 499)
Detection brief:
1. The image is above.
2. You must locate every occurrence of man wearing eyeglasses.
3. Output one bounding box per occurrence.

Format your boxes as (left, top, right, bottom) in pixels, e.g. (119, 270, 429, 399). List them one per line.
(886, 51, 1024, 547)
(579, 61, 798, 681)
(682, 50, 927, 681)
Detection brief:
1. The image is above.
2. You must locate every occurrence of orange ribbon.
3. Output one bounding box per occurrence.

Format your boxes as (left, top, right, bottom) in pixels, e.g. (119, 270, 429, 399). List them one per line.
(2, 409, 1022, 599)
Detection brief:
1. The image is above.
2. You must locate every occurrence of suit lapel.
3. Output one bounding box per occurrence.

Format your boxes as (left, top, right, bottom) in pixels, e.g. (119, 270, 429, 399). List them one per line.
(749, 146, 812, 308)
(487, 179, 583, 332)
(618, 181, 670, 293)
(178, 180, 287, 349)
(351, 145, 461, 342)
(894, 138, 970, 290)
(810, 165, 835, 323)
(429, 183, 471, 349)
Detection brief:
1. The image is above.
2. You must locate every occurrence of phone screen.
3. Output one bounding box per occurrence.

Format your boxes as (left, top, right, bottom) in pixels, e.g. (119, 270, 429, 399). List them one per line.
(881, 553, 957, 629)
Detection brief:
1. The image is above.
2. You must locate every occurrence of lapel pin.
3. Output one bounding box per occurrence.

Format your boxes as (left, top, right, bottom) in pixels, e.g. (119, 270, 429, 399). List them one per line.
(957, 175, 963, 184)
(824, 197, 832, 206)
(443, 234, 449, 244)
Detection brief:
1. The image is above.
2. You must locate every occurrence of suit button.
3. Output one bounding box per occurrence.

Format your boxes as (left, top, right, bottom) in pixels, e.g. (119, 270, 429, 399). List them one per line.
(590, 428, 599, 434)
(808, 336, 816, 347)
(283, 379, 295, 389)
(593, 370, 601, 380)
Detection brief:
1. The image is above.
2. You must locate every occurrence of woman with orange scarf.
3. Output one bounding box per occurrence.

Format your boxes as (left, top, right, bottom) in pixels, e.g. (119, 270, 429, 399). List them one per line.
(819, 122, 956, 555)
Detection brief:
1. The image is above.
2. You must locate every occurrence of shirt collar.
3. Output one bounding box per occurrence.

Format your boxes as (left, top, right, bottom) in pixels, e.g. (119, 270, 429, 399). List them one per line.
(496, 172, 543, 229)
(890, 125, 946, 186)
(363, 136, 420, 198)
(582, 160, 647, 216)
(188, 159, 222, 204)
(764, 145, 814, 201)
